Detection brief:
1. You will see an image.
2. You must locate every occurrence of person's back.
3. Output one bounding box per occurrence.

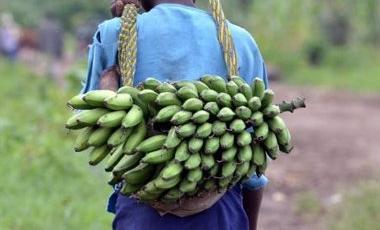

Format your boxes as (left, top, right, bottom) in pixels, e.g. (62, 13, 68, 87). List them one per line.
(82, 3, 268, 230)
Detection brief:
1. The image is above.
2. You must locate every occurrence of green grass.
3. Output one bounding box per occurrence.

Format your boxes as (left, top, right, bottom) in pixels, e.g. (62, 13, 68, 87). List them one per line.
(0, 60, 113, 229)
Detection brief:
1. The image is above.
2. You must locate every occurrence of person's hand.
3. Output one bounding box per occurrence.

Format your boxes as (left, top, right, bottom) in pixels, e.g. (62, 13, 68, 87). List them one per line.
(99, 65, 120, 91)
(111, 0, 141, 17)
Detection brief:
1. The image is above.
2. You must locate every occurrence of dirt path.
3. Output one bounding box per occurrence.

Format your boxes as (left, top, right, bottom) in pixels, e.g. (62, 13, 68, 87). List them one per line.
(258, 83, 380, 230)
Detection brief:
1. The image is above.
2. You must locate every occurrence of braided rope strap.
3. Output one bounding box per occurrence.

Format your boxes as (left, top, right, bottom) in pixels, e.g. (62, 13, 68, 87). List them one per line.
(118, 0, 239, 86)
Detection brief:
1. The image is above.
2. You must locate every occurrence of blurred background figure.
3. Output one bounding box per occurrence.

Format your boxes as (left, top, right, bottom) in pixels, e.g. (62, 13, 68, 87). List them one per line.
(0, 13, 20, 61)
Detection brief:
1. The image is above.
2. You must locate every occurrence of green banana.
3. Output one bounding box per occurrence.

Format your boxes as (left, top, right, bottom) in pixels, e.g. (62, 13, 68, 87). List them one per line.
(177, 87, 199, 100)
(264, 132, 280, 160)
(83, 90, 116, 106)
(232, 93, 248, 107)
(201, 154, 216, 170)
(65, 115, 87, 130)
(121, 183, 143, 196)
(156, 83, 177, 93)
(187, 168, 203, 183)
(104, 93, 134, 110)
(235, 161, 251, 178)
(122, 105, 144, 128)
(244, 164, 257, 180)
(98, 110, 126, 128)
(123, 163, 155, 185)
(263, 105, 281, 118)
(113, 152, 145, 177)
(76, 108, 109, 126)
(174, 142, 191, 162)
(108, 127, 132, 147)
(204, 102, 220, 116)
(254, 122, 269, 141)
(201, 75, 227, 92)
(250, 111, 264, 127)
(236, 106, 252, 121)
(184, 153, 202, 170)
(143, 181, 164, 195)
(164, 127, 182, 149)
(217, 107, 235, 122)
(142, 148, 175, 164)
(230, 76, 246, 87)
(67, 94, 93, 110)
(155, 105, 181, 123)
(194, 81, 210, 93)
(105, 144, 125, 172)
(200, 75, 217, 86)
(256, 156, 268, 177)
(204, 180, 217, 191)
(163, 188, 184, 201)
(179, 179, 197, 193)
(248, 97, 262, 112)
(176, 123, 197, 138)
(239, 83, 253, 100)
(192, 110, 210, 124)
(212, 121, 227, 136)
(230, 119, 246, 134)
(174, 81, 197, 91)
(142, 78, 162, 90)
(137, 190, 161, 202)
(280, 144, 294, 154)
(88, 127, 114, 147)
(188, 138, 203, 154)
(138, 89, 159, 104)
(208, 164, 220, 177)
(222, 161, 237, 178)
(237, 130, 253, 147)
(182, 98, 204, 112)
(196, 122, 213, 138)
(226, 81, 239, 96)
(170, 110, 193, 125)
(154, 175, 182, 190)
(220, 132, 235, 149)
(268, 116, 287, 134)
(261, 89, 275, 108)
(277, 128, 292, 153)
(252, 144, 266, 166)
(162, 161, 184, 180)
(252, 78, 265, 99)
(155, 92, 181, 107)
(74, 127, 94, 152)
(238, 145, 253, 163)
(219, 176, 233, 189)
(204, 137, 220, 155)
(108, 173, 122, 186)
(123, 121, 147, 154)
(200, 89, 218, 102)
(221, 146, 238, 162)
(117, 86, 149, 115)
(216, 93, 232, 107)
(136, 135, 167, 153)
(89, 145, 110, 166)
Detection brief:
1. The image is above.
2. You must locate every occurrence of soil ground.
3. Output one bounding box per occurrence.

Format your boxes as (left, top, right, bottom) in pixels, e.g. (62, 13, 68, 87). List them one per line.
(258, 83, 380, 230)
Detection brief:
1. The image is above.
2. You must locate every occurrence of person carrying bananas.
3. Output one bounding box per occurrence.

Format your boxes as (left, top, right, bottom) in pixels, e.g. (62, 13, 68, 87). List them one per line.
(81, 0, 269, 229)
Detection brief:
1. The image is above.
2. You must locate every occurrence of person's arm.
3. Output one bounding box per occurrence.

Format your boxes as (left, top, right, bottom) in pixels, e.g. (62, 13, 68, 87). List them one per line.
(243, 187, 264, 230)
(99, 65, 121, 91)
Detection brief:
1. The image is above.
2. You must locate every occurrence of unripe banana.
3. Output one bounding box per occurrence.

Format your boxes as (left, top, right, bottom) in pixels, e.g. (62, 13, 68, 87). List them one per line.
(188, 138, 203, 154)
(156, 83, 177, 93)
(222, 146, 238, 162)
(98, 110, 126, 128)
(143, 181, 164, 195)
(244, 164, 257, 181)
(232, 93, 248, 107)
(200, 89, 218, 102)
(121, 182, 143, 196)
(254, 122, 269, 141)
(105, 144, 125, 172)
(174, 142, 191, 162)
(108, 127, 131, 147)
(142, 78, 162, 90)
(177, 87, 199, 100)
(212, 121, 227, 136)
(155, 92, 181, 107)
(204, 137, 220, 155)
(237, 131, 253, 147)
(196, 122, 213, 138)
(76, 108, 109, 126)
(204, 180, 217, 191)
(123, 163, 155, 185)
(216, 93, 232, 107)
(230, 119, 246, 134)
(248, 97, 262, 112)
(200, 74, 217, 87)
(104, 93, 134, 110)
(194, 81, 210, 93)
(176, 123, 197, 138)
(89, 145, 110, 166)
(276, 128, 292, 146)
(280, 143, 294, 154)
(230, 76, 246, 87)
(208, 164, 220, 177)
(174, 81, 197, 91)
(238, 145, 253, 163)
(108, 173, 123, 186)
(122, 105, 144, 128)
(137, 190, 161, 202)
(179, 179, 198, 193)
(268, 116, 287, 134)
(65, 115, 87, 130)
(83, 90, 116, 106)
(217, 107, 235, 122)
(74, 127, 94, 152)
(142, 148, 175, 164)
(187, 168, 203, 183)
(154, 175, 182, 190)
(201, 154, 216, 170)
(184, 153, 202, 170)
(252, 144, 266, 166)
(256, 157, 268, 177)
(170, 110, 193, 125)
(123, 121, 147, 154)
(162, 161, 184, 180)
(136, 134, 167, 153)
(138, 89, 159, 104)
(192, 110, 210, 124)
(182, 98, 204, 112)
(226, 81, 239, 96)
(163, 188, 184, 201)
(113, 152, 145, 177)
(67, 94, 93, 110)
(264, 132, 280, 160)
(239, 83, 253, 100)
(235, 161, 251, 178)
(250, 111, 264, 127)
(222, 161, 237, 178)
(252, 78, 266, 99)
(155, 105, 181, 123)
(88, 127, 114, 147)
(164, 127, 182, 149)
(220, 132, 235, 149)
(201, 75, 227, 93)
(261, 89, 275, 108)
(117, 86, 149, 115)
(204, 102, 220, 116)
(236, 106, 252, 121)
(219, 176, 233, 189)
(262, 105, 281, 118)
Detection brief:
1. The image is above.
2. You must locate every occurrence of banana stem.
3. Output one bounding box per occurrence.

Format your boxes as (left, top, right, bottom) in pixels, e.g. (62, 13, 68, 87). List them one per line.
(278, 97, 306, 113)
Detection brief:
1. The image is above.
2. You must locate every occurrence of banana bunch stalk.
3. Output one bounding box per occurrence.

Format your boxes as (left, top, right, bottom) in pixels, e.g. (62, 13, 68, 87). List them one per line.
(65, 75, 305, 204)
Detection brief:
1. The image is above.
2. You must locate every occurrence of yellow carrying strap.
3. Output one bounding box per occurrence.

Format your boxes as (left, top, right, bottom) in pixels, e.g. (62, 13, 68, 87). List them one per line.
(118, 0, 239, 86)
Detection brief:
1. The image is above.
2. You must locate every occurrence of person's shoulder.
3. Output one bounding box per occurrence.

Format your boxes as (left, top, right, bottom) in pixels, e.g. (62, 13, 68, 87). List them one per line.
(228, 22, 259, 50)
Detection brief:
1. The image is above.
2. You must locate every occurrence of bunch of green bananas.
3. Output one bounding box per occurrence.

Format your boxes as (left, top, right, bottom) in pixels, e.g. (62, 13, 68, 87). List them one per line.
(65, 75, 304, 203)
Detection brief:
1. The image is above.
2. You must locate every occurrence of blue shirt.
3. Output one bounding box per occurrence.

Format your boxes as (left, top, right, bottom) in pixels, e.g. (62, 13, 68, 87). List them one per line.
(83, 3, 268, 230)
